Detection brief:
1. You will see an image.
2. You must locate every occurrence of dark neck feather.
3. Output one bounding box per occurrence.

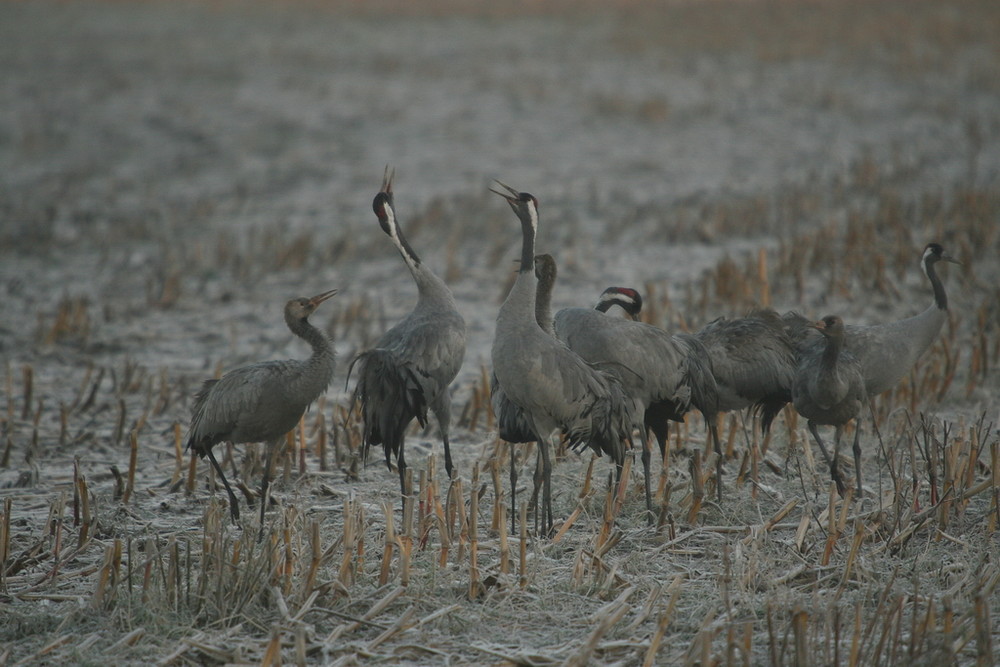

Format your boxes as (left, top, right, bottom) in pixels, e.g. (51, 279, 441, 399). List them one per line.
(519, 220, 535, 274)
(286, 314, 332, 361)
(926, 257, 948, 311)
(535, 268, 554, 334)
(393, 221, 421, 267)
(822, 330, 844, 368)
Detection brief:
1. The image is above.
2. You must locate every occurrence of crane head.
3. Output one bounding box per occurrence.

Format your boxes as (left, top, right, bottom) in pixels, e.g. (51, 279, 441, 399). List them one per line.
(596, 287, 643, 320)
(373, 166, 398, 236)
(372, 191, 396, 237)
(812, 315, 844, 338)
(490, 180, 539, 227)
(286, 289, 339, 321)
(923, 243, 960, 267)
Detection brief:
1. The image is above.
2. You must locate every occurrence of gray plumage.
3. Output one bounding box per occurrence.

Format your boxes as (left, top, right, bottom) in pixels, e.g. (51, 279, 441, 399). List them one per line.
(490, 253, 557, 532)
(186, 289, 338, 525)
(784, 243, 959, 398)
(348, 169, 466, 498)
(490, 181, 634, 535)
(491, 253, 558, 445)
(693, 307, 797, 434)
(556, 286, 725, 509)
(792, 315, 866, 497)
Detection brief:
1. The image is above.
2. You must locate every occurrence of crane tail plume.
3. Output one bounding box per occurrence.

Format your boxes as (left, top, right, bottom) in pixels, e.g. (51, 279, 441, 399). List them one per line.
(352, 349, 429, 467)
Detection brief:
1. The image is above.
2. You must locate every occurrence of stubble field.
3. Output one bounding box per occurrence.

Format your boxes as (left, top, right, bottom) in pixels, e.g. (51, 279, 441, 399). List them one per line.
(2, 1, 1000, 664)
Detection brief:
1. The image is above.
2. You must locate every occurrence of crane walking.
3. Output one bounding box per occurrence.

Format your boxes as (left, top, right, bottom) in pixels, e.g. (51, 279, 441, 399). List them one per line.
(792, 315, 866, 496)
(490, 181, 634, 535)
(186, 289, 338, 526)
(349, 168, 466, 499)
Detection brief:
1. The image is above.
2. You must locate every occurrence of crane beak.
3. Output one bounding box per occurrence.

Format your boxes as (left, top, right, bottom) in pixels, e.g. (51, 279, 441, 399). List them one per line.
(810, 320, 826, 331)
(489, 179, 519, 203)
(940, 252, 961, 266)
(380, 165, 394, 194)
(308, 289, 339, 307)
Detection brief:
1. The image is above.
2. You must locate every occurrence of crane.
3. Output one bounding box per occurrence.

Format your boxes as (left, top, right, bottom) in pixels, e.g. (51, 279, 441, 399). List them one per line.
(491, 253, 558, 533)
(490, 181, 634, 535)
(554, 286, 721, 510)
(348, 168, 466, 499)
(186, 289, 338, 526)
(693, 308, 797, 436)
(792, 315, 866, 496)
(784, 242, 960, 397)
(598, 291, 795, 435)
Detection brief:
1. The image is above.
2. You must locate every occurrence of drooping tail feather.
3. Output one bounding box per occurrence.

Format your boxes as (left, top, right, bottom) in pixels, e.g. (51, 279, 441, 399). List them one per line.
(186, 378, 220, 458)
(566, 371, 635, 466)
(753, 395, 791, 436)
(349, 349, 428, 469)
(490, 372, 540, 443)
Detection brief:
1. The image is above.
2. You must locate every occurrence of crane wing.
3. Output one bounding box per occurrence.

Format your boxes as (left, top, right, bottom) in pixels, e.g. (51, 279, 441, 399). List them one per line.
(186, 360, 299, 455)
(554, 307, 690, 413)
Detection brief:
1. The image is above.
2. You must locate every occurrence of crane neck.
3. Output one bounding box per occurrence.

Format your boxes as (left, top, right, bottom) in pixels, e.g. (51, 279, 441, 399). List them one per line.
(390, 218, 423, 273)
(385, 211, 457, 309)
(497, 211, 539, 326)
(924, 257, 949, 311)
(821, 330, 845, 368)
(518, 218, 536, 276)
(285, 312, 334, 363)
(534, 267, 555, 335)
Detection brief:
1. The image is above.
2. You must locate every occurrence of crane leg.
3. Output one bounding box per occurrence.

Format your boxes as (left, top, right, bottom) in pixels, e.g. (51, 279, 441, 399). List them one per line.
(809, 421, 846, 497)
(851, 421, 864, 498)
(640, 433, 653, 522)
(205, 446, 240, 522)
(509, 441, 518, 535)
(710, 419, 724, 502)
(529, 446, 543, 534)
(432, 392, 455, 481)
(539, 437, 553, 537)
(258, 439, 281, 538)
(649, 420, 670, 464)
(397, 446, 408, 500)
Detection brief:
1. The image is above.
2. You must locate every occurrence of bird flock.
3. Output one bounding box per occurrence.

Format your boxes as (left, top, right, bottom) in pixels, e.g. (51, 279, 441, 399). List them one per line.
(185, 170, 959, 536)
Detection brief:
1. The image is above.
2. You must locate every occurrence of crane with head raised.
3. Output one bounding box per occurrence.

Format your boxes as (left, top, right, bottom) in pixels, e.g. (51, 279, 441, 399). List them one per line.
(348, 168, 466, 499)
(490, 181, 634, 535)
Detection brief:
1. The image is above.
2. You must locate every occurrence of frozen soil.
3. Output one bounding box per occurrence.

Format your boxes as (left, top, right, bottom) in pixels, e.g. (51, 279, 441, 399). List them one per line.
(1, 1, 999, 664)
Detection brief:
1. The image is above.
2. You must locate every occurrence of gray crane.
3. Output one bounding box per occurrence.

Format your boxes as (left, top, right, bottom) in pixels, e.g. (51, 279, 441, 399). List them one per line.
(554, 286, 721, 510)
(784, 242, 960, 397)
(783, 242, 959, 496)
(491, 253, 558, 533)
(792, 315, 866, 497)
(186, 289, 338, 526)
(348, 169, 466, 498)
(693, 308, 797, 436)
(597, 291, 796, 436)
(490, 181, 634, 535)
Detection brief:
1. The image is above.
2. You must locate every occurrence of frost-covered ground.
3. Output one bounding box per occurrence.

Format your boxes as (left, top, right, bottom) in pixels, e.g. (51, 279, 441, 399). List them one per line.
(2, 1, 999, 664)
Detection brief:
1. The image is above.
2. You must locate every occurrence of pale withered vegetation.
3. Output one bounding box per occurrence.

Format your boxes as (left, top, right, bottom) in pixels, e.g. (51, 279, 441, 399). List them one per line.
(2, 0, 999, 664)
